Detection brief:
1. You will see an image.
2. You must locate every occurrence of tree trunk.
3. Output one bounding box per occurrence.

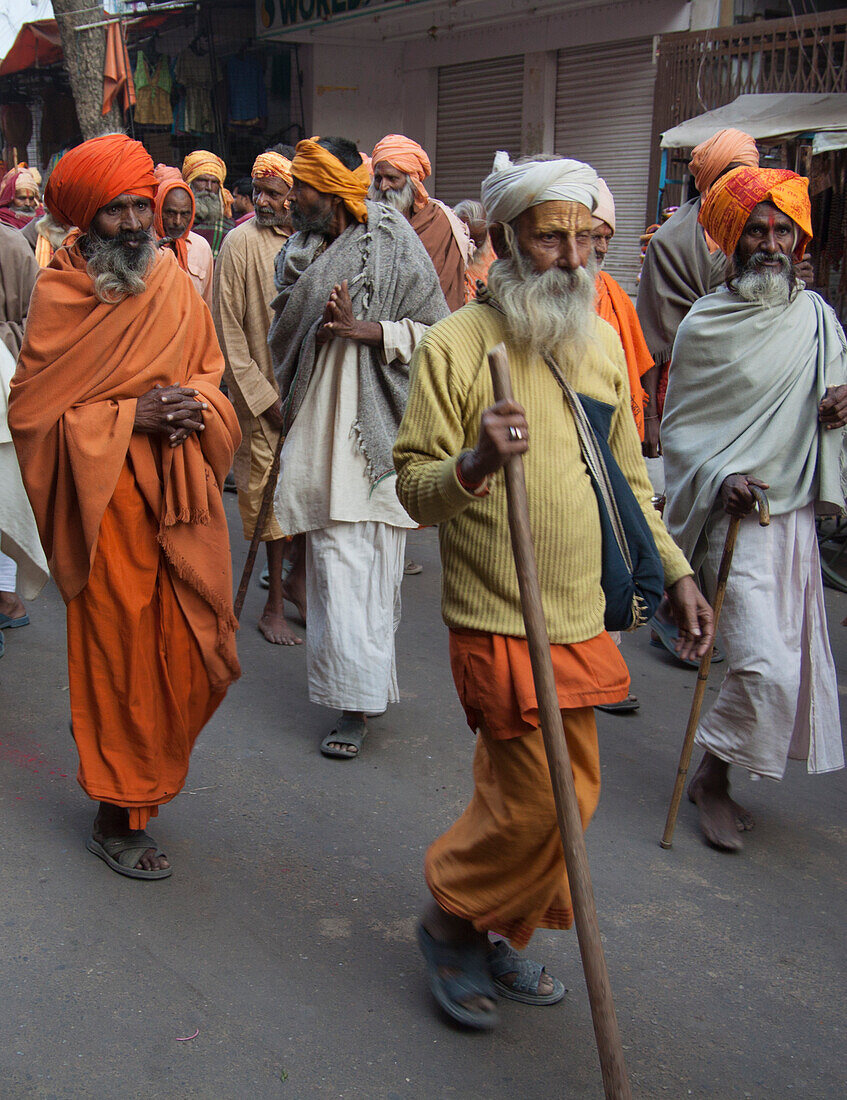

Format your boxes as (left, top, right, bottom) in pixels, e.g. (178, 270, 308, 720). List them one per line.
(52, 0, 125, 140)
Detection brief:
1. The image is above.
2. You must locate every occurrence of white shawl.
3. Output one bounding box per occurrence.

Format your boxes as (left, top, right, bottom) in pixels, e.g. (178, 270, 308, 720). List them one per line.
(663, 288, 846, 568)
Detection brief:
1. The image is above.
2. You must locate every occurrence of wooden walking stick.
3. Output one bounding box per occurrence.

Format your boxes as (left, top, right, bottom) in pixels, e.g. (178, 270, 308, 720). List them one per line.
(233, 429, 285, 621)
(660, 485, 770, 849)
(488, 345, 631, 1100)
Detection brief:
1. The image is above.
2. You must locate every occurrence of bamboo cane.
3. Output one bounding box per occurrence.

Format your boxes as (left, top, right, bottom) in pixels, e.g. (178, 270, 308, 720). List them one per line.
(660, 485, 770, 849)
(488, 344, 631, 1100)
(233, 429, 284, 622)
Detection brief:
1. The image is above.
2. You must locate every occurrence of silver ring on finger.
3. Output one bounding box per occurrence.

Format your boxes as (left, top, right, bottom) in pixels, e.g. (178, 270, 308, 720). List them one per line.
(508, 426, 523, 442)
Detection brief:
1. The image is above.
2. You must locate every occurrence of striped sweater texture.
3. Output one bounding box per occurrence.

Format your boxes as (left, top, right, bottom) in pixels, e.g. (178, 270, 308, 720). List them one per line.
(394, 301, 692, 644)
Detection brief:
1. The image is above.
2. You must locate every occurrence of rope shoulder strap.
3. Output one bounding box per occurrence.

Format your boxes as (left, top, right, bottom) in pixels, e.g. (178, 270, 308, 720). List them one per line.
(542, 352, 635, 576)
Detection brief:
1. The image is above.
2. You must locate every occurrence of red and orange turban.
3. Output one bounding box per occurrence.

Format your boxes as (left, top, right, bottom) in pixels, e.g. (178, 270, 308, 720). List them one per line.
(290, 138, 370, 223)
(371, 134, 431, 208)
(699, 166, 812, 260)
(252, 151, 292, 186)
(153, 164, 195, 271)
(689, 128, 759, 196)
(44, 134, 157, 232)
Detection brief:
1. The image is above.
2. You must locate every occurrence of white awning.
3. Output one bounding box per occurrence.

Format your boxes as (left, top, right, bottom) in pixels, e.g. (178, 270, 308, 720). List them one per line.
(661, 93, 847, 150)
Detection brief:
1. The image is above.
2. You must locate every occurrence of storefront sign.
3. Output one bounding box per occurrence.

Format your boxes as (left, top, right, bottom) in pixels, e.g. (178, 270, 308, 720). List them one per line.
(259, 0, 374, 32)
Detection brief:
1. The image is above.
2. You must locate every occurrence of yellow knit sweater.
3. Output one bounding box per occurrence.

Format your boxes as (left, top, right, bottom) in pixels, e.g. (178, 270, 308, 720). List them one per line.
(394, 301, 692, 644)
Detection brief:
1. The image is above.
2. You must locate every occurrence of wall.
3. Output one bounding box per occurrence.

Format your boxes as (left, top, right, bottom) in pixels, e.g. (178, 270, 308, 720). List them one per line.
(303, 41, 406, 154)
(297, 0, 702, 171)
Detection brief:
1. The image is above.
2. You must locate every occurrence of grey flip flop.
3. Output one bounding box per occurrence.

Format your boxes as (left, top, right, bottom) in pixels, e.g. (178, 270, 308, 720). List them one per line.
(320, 715, 367, 759)
(86, 831, 172, 880)
(417, 924, 499, 1030)
(488, 938, 566, 1005)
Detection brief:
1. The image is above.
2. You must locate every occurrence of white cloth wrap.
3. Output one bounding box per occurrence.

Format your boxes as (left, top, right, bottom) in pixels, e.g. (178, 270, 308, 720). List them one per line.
(305, 520, 406, 712)
(696, 505, 843, 778)
(480, 151, 599, 226)
(0, 342, 49, 598)
(663, 288, 847, 570)
(593, 178, 615, 232)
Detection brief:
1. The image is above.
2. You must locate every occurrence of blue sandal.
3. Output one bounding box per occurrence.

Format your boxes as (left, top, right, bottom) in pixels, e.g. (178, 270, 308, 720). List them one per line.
(488, 939, 566, 1005)
(417, 924, 499, 1030)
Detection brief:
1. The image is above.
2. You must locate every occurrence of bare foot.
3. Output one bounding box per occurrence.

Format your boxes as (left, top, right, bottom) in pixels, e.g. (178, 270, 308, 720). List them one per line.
(728, 796, 755, 832)
(282, 552, 306, 625)
(687, 752, 744, 851)
(0, 590, 26, 619)
(92, 803, 169, 873)
(422, 900, 497, 1017)
(258, 605, 302, 645)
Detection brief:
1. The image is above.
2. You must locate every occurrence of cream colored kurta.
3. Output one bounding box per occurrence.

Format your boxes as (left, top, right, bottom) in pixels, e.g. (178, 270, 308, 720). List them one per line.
(186, 231, 214, 309)
(274, 322, 424, 534)
(213, 219, 290, 488)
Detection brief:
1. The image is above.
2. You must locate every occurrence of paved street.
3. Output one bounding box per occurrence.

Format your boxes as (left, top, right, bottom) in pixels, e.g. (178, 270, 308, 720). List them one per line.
(1, 509, 845, 1099)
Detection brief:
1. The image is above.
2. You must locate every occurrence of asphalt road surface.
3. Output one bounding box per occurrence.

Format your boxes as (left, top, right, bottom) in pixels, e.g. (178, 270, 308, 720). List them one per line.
(1, 512, 845, 1099)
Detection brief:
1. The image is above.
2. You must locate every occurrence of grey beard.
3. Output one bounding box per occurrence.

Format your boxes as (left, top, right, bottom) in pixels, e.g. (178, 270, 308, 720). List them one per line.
(255, 208, 288, 228)
(12, 206, 36, 221)
(84, 226, 156, 304)
(367, 177, 416, 216)
(290, 204, 333, 238)
(193, 190, 223, 222)
(487, 242, 597, 357)
(733, 251, 797, 307)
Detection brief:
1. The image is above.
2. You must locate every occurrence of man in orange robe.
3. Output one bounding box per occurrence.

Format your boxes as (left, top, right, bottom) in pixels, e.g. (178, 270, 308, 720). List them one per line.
(592, 179, 654, 441)
(9, 135, 241, 880)
(369, 134, 470, 311)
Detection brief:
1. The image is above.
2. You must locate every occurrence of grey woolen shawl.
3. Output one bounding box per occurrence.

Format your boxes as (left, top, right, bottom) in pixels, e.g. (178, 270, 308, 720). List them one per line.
(663, 287, 847, 570)
(268, 201, 449, 484)
(636, 197, 727, 366)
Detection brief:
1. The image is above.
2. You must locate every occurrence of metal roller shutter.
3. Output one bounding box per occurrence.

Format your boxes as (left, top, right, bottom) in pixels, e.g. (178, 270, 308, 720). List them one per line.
(555, 38, 656, 295)
(436, 55, 524, 205)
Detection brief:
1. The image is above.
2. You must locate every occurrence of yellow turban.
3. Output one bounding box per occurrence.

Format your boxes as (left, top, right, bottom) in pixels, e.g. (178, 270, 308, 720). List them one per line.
(699, 165, 812, 260)
(182, 150, 232, 217)
(690, 129, 759, 196)
(252, 151, 293, 187)
(290, 138, 370, 224)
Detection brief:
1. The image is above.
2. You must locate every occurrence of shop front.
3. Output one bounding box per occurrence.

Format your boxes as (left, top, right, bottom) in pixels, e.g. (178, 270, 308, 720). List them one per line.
(257, 0, 719, 291)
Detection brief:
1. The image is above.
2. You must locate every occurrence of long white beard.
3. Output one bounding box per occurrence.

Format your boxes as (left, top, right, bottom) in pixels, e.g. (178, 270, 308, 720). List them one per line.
(367, 176, 416, 217)
(734, 252, 797, 307)
(487, 245, 597, 358)
(193, 190, 223, 222)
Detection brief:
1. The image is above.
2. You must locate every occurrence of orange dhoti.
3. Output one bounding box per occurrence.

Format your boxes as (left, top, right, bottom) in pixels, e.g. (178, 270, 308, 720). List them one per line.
(67, 461, 225, 830)
(426, 629, 628, 949)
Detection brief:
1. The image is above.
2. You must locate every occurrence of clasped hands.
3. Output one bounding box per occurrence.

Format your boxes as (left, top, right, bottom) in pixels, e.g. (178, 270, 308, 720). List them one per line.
(316, 280, 382, 347)
(134, 385, 207, 448)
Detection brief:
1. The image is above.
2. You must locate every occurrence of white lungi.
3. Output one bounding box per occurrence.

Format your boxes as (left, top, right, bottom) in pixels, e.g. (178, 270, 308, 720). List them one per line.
(696, 504, 844, 779)
(305, 520, 405, 711)
(0, 549, 16, 591)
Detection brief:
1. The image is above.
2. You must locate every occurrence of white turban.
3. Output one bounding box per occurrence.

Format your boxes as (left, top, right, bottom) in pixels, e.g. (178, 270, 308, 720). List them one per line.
(481, 151, 599, 226)
(593, 178, 615, 233)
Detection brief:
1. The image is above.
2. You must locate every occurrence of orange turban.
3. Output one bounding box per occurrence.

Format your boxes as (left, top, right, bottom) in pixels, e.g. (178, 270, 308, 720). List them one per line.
(252, 151, 292, 186)
(699, 166, 812, 260)
(44, 134, 157, 232)
(154, 162, 183, 185)
(182, 150, 233, 217)
(290, 138, 370, 224)
(690, 128, 759, 195)
(153, 170, 195, 271)
(371, 134, 430, 207)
